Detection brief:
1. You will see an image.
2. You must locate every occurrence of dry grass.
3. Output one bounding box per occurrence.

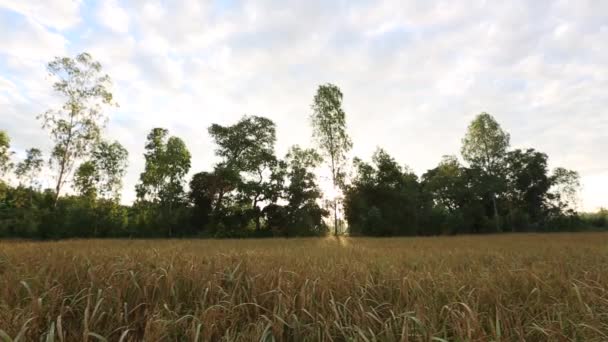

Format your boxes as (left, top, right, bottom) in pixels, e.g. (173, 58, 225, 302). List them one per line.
(1, 233, 608, 341)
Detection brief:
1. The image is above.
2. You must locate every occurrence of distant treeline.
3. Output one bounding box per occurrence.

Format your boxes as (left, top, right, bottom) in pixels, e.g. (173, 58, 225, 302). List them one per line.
(0, 52, 605, 238)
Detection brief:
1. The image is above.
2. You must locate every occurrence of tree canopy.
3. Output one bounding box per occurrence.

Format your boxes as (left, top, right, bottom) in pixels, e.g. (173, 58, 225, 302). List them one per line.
(0, 52, 601, 239)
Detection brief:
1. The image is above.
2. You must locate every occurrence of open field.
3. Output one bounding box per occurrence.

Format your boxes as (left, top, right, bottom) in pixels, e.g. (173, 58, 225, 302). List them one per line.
(1, 234, 608, 341)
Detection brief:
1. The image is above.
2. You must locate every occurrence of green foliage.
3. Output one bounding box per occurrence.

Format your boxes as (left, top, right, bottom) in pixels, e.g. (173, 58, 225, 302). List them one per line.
(310, 83, 352, 235)
(0, 55, 596, 238)
(580, 208, 608, 228)
(209, 115, 276, 172)
(345, 149, 423, 236)
(73, 161, 98, 199)
(0, 130, 14, 179)
(208, 116, 279, 232)
(15, 148, 43, 188)
(461, 112, 511, 231)
(265, 146, 328, 237)
(550, 167, 581, 211)
(136, 128, 191, 205)
(135, 128, 191, 236)
(37, 52, 116, 205)
(91, 140, 129, 200)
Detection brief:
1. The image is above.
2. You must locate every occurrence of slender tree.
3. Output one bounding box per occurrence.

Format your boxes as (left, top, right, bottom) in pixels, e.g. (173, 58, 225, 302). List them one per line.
(136, 128, 191, 236)
(310, 84, 352, 236)
(461, 112, 510, 231)
(37, 52, 115, 206)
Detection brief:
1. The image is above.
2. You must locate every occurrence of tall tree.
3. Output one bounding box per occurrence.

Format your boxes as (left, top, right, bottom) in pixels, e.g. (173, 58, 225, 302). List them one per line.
(310, 83, 352, 235)
(208, 116, 277, 231)
(37, 52, 115, 206)
(136, 128, 191, 225)
(15, 148, 44, 188)
(461, 112, 510, 231)
(0, 130, 13, 180)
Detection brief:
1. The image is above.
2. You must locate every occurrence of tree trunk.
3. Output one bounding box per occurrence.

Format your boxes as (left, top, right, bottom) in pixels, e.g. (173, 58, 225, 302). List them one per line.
(254, 197, 261, 231)
(491, 193, 500, 232)
(168, 200, 173, 237)
(334, 199, 339, 236)
(53, 170, 64, 208)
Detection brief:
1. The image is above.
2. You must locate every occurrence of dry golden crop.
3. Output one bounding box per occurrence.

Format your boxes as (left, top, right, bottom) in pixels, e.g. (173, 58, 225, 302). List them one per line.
(1, 233, 607, 341)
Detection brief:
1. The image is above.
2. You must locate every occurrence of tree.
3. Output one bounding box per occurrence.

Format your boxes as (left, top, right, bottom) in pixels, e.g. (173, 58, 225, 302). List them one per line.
(73, 141, 128, 201)
(37, 52, 116, 206)
(504, 149, 552, 229)
(422, 155, 468, 213)
(73, 161, 98, 199)
(136, 128, 191, 205)
(344, 149, 421, 236)
(208, 116, 277, 231)
(422, 156, 486, 234)
(209, 116, 276, 172)
(0, 131, 14, 180)
(310, 83, 352, 235)
(550, 167, 581, 213)
(15, 148, 44, 188)
(275, 146, 328, 236)
(136, 128, 191, 235)
(91, 141, 128, 200)
(461, 112, 510, 231)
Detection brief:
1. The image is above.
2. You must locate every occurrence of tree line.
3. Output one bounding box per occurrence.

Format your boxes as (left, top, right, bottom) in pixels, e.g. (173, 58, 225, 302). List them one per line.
(0, 52, 605, 238)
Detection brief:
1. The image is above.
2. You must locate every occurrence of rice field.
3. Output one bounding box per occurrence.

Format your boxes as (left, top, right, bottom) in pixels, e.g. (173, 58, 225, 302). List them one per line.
(1, 233, 607, 341)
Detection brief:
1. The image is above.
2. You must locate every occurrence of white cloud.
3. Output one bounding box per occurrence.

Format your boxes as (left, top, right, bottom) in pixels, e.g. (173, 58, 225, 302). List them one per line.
(0, 0, 81, 30)
(97, 0, 129, 33)
(0, 0, 606, 210)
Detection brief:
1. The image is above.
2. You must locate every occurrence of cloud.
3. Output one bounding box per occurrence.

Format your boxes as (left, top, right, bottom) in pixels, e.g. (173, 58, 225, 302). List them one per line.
(0, 0, 81, 30)
(97, 0, 129, 33)
(0, 0, 606, 210)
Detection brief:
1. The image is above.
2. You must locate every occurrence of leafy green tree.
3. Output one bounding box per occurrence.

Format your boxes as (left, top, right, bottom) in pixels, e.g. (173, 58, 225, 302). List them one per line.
(37, 52, 116, 206)
(189, 171, 217, 231)
(550, 167, 581, 213)
(91, 141, 128, 200)
(310, 84, 352, 235)
(73, 161, 98, 200)
(267, 146, 328, 236)
(15, 148, 44, 189)
(504, 149, 552, 229)
(73, 141, 128, 201)
(209, 116, 276, 171)
(345, 149, 421, 236)
(136, 128, 191, 204)
(209, 116, 277, 231)
(461, 112, 510, 231)
(421, 155, 466, 213)
(136, 128, 191, 236)
(0, 131, 14, 180)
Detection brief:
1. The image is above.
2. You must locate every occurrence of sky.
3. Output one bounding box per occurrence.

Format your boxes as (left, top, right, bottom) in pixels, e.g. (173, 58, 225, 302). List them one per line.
(0, 0, 606, 211)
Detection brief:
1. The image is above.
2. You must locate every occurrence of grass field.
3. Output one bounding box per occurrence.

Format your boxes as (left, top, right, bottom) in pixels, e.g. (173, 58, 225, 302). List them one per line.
(1, 234, 607, 341)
